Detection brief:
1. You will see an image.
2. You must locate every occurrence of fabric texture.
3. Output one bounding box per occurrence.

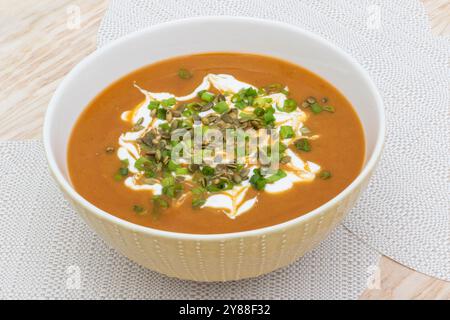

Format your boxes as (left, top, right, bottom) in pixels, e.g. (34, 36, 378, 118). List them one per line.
(0, 141, 379, 299)
(97, 0, 450, 281)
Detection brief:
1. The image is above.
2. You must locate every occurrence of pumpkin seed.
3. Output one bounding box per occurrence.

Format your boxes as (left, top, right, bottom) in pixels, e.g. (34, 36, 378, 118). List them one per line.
(105, 146, 115, 154)
(306, 97, 316, 104)
(171, 119, 179, 130)
(240, 168, 250, 178)
(188, 164, 199, 172)
(232, 173, 242, 183)
(280, 156, 291, 164)
(201, 102, 213, 112)
(155, 150, 161, 162)
(166, 111, 173, 122)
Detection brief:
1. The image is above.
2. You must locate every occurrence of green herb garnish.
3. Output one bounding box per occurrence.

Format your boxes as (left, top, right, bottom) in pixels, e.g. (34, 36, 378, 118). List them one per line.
(213, 101, 229, 114)
(310, 103, 323, 114)
(249, 169, 267, 190)
(265, 169, 287, 183)
(201, 166, 215, 176)
(280, 125, 295, 139)
(294, 138, 311, 152)
(175, 167, 189, 175)
(148, 100, 160, 110)
(178, 68, 193, 80)
(151, 195, 169, 219)
(192, 198, 206, 208)
(281, 99, 297, 112)
(323, 105, 335, 113)
(263, 107, 276, 125)
(156, 108, 167, 120)
(319, 170, 332, 180)
(161, 97, 176, 107)
(135, 157, 153, 171)
(119, 167, 129, 176)
(133, 205, 146, 215)
(253, 106, 265, 116)
(199, 91, 215, 103)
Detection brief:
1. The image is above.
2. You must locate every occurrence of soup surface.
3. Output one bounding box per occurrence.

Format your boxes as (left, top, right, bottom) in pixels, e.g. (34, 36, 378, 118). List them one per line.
(68, 53, 365, 234)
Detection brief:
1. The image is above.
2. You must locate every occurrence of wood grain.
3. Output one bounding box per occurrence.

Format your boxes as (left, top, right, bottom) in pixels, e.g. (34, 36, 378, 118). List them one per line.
(0, 0, 108, 140)
(0, 0, 448, 300)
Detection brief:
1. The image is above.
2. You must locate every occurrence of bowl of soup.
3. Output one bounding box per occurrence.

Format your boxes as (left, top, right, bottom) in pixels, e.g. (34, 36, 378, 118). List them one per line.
(44, 17, 384, 281)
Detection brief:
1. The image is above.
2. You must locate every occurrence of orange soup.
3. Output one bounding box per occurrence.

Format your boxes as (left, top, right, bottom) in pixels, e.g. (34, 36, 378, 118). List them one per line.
(68, 53, 365, 234)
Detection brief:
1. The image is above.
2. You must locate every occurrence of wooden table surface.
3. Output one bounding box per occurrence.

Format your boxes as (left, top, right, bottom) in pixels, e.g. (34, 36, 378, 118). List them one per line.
(0, 0, 448, 300)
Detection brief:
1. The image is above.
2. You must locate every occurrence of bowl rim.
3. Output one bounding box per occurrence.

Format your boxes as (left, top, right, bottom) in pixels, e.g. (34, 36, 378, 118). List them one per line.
(43, 16, 385, 241)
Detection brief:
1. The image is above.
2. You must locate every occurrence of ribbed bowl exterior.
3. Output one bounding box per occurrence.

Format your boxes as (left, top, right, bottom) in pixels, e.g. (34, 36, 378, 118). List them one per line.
(57, 171, 371, 282)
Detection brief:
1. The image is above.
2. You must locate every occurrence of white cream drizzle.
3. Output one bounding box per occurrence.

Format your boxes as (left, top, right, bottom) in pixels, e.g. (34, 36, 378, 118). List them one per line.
(117, 74, 321, 219)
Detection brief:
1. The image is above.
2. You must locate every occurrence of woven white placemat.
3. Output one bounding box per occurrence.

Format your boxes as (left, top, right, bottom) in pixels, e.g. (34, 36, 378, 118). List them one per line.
(0, 141, 380, 299)
(97, 0, 450, 281)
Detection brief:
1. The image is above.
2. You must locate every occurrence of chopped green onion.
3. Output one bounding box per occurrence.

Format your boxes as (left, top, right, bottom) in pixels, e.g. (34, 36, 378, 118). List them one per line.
(161, 97, 176, 107)
(156, 108, 167, 120)
(243, 87, 258, 97)
(231, 94, 242, 103)
(294, 139, 311, 152)
(134, 157, 153, 171)
(206, 184, 221, 192)
(182, 108, 192, 117)
(323, 105, 335, 113)
(320, 170, 332, 180)
(159, 122, 170, 131)
(113, 173, 123, 181)
(234, 101, 246, 110)
(253, 107, 265, 116)
(213, 101, 229, 114)
(200, 91, 215, 103)
(213, 178, 234, 191)
(161, 176, 175, 187)
(163, 183, 183, 198)
(201, 166, 215, 176)
(250, 169, 267, 190)
(152, 196, 169, 208)
(148, 100, 160, 110)
(265, 169, 287, 183)
(253, 178, 267, 190)
(239, 112, 257, 121)
(282, 99, 297, 112)
(151, 196, 169, 219)
(119, 167, 129, 176)
(175, 167, 189, 175)
(178, 68, 192, 79)
(191, 187, 206, 195)
(253, 97, 272, 108)
(310, 103, 323, 114)
(234, 101, 245, 110)
(167, 160, 179, 172)
(133, 205, 145, 214)
(263, 107, 276, 125)
(144, 170, 156, 178)
(281, 88, 290, 96)
(280, 125, 295, 139)
(192, 198, 206, 208)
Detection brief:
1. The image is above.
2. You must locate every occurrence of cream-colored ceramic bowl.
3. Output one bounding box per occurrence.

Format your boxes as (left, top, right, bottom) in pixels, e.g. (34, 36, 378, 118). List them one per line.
(44, 17, 384, 281)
